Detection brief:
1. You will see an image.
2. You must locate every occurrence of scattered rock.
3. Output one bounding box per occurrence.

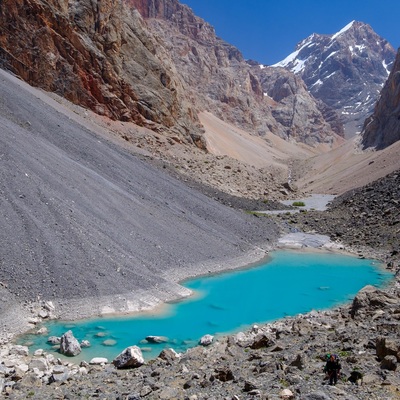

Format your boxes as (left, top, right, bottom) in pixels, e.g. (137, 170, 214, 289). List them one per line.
(59, 330, 81, 357)
(112, 346, 144, 369)
(89, 357, 108, 365)
(145, 336, 169, 344)
(199, 334, 214, 346)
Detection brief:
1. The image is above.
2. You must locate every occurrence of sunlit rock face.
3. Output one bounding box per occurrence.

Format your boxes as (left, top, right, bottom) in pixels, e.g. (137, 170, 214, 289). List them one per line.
(0, 0, 200, 144)
(362, 48, 400, 150)
(274, 21, 396, 137)
(0, 0, 341, 147)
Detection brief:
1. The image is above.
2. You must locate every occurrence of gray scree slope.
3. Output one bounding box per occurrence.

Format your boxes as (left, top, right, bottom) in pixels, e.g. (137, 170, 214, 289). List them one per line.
(0, 69, 278, 321)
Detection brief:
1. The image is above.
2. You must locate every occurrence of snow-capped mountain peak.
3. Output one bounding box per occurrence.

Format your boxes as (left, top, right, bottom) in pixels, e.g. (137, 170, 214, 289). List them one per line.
(330, 20, 355, 41)
(272, 21, 396, 137)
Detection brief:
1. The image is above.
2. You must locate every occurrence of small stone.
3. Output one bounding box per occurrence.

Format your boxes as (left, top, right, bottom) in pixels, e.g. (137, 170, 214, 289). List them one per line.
(112, 346, 144, 369)
(89, 357, 108, 365)
(199, 334, 214, 346)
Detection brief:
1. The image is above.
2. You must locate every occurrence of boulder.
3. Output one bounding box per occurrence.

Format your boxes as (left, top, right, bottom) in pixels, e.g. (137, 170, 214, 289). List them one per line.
(199, 334, 214, 346)
(351, 286, 398, 318)
(89, 357, 108, 365)
(380, 355, 397, 371)
(280, 388, 294, 399)
(49, 365, 69, 383)
(376, 336, 400, 361)
(29, 358, 49, 373)
(47, 336, 61, 345)
(112, 346, 144, 369)
(158, 348, 180, 364)
(145, 335, 168, 344)
(250, 333, 275, 349)
(59, 330, 81, 356)
(9, 345, 29, 356)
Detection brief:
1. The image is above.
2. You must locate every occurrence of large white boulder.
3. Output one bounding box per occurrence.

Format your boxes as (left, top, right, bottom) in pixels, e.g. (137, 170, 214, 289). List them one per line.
(59, 330, 81, 356)
(112, 346, 144, 369)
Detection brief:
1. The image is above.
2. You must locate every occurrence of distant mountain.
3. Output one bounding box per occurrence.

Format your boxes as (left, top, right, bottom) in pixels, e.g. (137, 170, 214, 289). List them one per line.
(273, 21, 396, 137)
(135, 0, 343, 146)
(362, 48, 400, 149)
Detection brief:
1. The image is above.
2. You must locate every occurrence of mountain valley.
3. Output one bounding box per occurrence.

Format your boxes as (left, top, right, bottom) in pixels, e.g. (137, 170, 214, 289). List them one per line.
(0, 0, 400, 399)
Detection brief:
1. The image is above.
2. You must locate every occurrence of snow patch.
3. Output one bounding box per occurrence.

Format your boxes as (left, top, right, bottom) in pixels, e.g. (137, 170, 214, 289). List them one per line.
(325, 51, 338, 61)
(331, 20, 355, 41)
(310, 79, 323, 89)
(272, 35, 314, 69)
(382, 60, 391, 75)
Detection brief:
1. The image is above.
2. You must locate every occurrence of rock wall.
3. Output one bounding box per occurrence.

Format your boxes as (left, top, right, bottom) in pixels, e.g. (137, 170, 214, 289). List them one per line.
(0, 0, 200, 144)
(0, 0, 341, 147)
(362, 48, 400, 150)
(135, 0, 342, 146)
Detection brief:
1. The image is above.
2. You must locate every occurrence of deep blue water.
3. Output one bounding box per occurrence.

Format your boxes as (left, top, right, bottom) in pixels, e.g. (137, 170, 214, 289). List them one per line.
(20, 250, 393, 361)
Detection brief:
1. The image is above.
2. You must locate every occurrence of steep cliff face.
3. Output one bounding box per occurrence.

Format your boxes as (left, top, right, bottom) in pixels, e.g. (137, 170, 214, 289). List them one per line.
(132, 0, 342, 146)
(253, 65, 343, 144)
(274, 21, 396, 137)
(0, 0, 341, 148)
(0, 0, 200, 144)
(362, 48, 400, 150)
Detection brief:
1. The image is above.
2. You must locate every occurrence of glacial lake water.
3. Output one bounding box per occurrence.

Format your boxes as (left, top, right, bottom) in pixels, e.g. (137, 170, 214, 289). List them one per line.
(20, 250, 393, 362)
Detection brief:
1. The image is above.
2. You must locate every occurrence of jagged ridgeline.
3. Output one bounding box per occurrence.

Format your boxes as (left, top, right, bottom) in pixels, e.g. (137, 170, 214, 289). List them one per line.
(273, 21, 396, 137)
(0, 0, 345, 147)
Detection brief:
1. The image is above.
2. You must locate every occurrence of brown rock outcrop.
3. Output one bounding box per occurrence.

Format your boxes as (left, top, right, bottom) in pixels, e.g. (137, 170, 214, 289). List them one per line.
(362, 48, 400, 149)
(0, 0, 341, 149)
(0, 0, 200, 144)
(137, 1, 341, 146)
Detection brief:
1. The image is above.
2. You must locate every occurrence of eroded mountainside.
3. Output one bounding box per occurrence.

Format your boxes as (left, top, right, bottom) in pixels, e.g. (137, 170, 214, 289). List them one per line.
(0, 0, 202, 145)
(362, 48, 400, 149)
(274, 21, 396, 136)
(0, 0, 342, 149)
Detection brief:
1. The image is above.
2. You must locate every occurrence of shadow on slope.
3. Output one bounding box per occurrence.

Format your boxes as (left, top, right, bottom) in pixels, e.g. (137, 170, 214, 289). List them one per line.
(0, 69, 278, 325)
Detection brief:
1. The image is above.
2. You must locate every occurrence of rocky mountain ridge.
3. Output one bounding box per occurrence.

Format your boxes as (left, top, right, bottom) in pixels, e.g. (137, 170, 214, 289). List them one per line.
(274, 21, 396, 137)
(362, 48, 400, 149)
(0, 0, 342, 153)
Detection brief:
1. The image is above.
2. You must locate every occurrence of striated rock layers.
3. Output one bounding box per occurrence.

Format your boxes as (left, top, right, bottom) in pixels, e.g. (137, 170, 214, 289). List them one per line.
(0, 0, 201, 145)
(137, 0, 342, 146)
(362, 48, 400, 150)
(0, 0, 341, 147)
(274, 21, 396, 137)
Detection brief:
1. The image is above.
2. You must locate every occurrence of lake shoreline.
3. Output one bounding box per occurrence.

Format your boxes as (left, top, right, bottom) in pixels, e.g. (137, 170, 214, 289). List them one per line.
(5, 232, 395, 349)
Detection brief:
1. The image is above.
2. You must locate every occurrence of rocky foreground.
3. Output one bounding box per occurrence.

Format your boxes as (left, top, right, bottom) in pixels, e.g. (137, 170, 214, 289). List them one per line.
(1, 279, 399, 400)
(2, 167, 400, 399)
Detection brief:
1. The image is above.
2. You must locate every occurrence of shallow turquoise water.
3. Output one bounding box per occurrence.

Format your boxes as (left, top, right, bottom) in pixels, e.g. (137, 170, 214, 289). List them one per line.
(20, 250, 393, 361)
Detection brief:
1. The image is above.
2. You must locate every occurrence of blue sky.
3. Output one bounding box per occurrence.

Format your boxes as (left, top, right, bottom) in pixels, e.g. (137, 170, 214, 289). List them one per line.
(181, 0, 400, 65)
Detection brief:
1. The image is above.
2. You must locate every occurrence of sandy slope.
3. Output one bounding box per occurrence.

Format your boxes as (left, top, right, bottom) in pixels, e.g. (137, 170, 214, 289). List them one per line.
(199, 111, 400, 196)
(199, 111, 316, 169)
(295, 136, 400, 194)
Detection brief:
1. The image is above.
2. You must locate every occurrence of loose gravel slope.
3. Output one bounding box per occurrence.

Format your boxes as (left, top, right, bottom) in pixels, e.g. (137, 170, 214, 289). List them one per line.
(0, 69, 278, 329)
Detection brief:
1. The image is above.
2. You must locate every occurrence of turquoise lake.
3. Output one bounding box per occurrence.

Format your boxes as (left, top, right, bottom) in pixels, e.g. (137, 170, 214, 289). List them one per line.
(21, 250, 393, 361)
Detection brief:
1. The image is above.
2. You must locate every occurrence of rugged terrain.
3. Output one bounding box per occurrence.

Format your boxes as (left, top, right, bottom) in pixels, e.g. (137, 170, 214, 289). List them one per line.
(274, 21, 396, 137)
(0, 0, 343, 150)
(362, 48, 400, 149)
(0, 68, 282, 341)
(1, 1, 400, 399)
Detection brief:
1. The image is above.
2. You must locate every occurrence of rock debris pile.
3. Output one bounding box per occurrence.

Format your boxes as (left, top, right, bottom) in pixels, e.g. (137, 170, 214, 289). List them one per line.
(1, 283, 399, 399)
